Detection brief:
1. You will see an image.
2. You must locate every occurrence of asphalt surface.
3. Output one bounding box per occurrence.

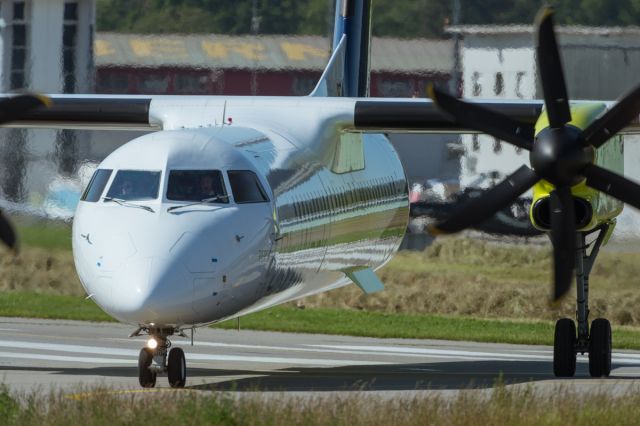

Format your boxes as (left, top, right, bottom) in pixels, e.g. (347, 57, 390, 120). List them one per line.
(1, 317, 640, 397)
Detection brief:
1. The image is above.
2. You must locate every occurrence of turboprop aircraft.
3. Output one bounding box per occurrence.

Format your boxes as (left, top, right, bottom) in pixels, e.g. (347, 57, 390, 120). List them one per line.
(4, 1, 640, 387)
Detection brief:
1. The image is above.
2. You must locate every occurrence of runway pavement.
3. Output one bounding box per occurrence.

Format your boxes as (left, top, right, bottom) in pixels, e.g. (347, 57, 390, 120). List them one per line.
(1, 316, 640, 397)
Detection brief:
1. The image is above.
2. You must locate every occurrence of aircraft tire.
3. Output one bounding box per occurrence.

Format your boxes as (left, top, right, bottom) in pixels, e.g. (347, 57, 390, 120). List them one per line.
(588, 318, 612, 377)
(553, 318, 576, 377)
(168, 347, 187, 388)
(138, 347, 156, 388)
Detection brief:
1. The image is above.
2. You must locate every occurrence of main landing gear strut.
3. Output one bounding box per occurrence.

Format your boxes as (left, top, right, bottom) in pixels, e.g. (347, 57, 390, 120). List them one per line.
(553, 224, 612, 378)
(137, 327, 187, 388)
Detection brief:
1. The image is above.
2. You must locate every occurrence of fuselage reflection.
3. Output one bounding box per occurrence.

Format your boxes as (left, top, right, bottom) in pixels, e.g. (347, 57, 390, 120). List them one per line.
(73, 126, 408, 328)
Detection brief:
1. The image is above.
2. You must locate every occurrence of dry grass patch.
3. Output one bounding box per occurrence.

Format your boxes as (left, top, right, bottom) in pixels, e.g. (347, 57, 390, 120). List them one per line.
(0, 247, 82, 296)
(2, 383, 640, 426)
(4, 234, 640, 327)
(300, 237, 640, 326)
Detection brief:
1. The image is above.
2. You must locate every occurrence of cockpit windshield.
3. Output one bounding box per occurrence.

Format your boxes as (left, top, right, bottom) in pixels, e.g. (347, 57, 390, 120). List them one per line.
(167, 170, 228, 203)
(106, 170, 161, 201)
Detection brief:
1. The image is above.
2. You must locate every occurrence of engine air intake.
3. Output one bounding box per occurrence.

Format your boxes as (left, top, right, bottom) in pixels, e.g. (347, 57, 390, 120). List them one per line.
(532, 196, 593, 230)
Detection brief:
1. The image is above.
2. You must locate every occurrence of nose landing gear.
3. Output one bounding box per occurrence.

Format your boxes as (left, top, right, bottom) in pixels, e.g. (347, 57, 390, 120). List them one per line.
(136, 328, 187, 388)
(553, 225, 613, 378)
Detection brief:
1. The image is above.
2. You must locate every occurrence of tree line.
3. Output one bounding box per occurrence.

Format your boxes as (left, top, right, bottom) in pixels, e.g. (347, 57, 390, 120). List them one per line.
(97, 0, 640, 38)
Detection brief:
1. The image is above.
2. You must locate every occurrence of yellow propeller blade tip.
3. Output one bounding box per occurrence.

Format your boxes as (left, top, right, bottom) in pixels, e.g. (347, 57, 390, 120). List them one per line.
(535, 6, 554, 26)
(34, 94, 52, 108)
(426, 224, 447, 236)
(426, 84, 436, 101)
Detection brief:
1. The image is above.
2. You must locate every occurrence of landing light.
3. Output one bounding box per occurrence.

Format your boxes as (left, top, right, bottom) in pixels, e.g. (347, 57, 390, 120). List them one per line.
(147, 337, 158, 350)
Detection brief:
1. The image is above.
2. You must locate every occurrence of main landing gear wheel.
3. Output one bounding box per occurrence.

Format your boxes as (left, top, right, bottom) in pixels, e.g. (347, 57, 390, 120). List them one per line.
(167, 347, 187, 388)
(553, 318, 577, 377)
(138, 347, 157, 388)
(589, 318, 612, 377)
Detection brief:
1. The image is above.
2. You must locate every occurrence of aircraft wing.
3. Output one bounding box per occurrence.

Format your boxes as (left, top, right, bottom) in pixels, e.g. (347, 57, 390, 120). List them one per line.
(0, 95, 156, 131)
(352, 99, 543, 133)
(3, 95, 640, 135)
(351, 98, 640, 134)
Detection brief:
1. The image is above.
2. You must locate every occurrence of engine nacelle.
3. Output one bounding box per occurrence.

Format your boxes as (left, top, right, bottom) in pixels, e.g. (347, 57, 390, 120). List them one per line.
(530, 195, 593, 231)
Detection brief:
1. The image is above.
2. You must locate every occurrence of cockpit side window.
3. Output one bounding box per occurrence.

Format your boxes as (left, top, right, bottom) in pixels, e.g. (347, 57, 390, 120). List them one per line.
(228, 170, 269, 203)
(81, 169, 112, 202)
(106, 170, 161, 201)
(167, 170, 228, 202)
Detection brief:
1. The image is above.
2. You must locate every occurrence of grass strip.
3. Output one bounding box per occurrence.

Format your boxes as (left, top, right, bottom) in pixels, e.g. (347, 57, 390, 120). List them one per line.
(15, 219, 72, 251)
(3, 291, 640, 350)
(0, 292, 113, 322)
(5, 381, 640, 426)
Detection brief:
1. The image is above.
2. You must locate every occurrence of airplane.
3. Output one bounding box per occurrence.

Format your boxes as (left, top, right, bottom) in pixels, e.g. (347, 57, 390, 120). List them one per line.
(3, 1, 640, 388)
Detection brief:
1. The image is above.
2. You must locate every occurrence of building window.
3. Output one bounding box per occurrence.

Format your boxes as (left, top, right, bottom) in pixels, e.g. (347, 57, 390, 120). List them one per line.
(472, 72, 481, 96)
(138, 74, 169, 93)
(10, 2, 28, 89)
(472, 134, 480, 152)
(174, 73, 208, 94)
(493, 138, 502, 154)
(292, 75, 317, 96)
(515, 71, 526, 99)
(97, 71, 129, 93)
(378, 77, 412, 97)
(494, 72, 504, 96)
(63, 2, 79, 93)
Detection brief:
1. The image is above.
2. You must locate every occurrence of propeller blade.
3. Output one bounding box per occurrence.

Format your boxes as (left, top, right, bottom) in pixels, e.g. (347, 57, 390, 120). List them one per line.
(0, 209, 17, 250)
(536, 7, 572, 128)
(549, 186, 576, 301)
(0, 94, 50, 125)
(427, 85, 534, 151)
(582, 83, 640, 148)
(583, 163, 640, 210)
(428, 165, 539, 235)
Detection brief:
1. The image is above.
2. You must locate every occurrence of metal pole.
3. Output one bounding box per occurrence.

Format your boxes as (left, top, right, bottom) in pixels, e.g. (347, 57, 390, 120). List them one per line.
(575, 233, 588, 350)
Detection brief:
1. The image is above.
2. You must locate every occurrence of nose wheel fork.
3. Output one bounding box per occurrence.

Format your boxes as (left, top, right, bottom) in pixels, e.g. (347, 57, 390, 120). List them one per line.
(137, 329, 187, 388)
(553, 224, 612, 378)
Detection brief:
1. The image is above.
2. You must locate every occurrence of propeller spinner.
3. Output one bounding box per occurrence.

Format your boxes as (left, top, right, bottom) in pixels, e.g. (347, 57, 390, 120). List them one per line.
(427, 7, 640, 301)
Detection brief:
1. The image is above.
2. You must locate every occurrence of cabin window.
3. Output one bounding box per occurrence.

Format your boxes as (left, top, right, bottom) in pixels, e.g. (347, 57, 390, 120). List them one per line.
(81, 169, 112, 202)
(228, 170, 269, 203)
(106, 170, 161, 201)
(166, 170, 228, 202)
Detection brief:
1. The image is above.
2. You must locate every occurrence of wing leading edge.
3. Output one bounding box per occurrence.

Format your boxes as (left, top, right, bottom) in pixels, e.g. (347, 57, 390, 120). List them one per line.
(2, 95, 640, 135)
(0, 95, 155, 130)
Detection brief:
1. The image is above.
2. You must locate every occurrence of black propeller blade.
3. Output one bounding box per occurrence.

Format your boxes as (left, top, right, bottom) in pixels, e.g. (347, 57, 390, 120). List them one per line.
(582, 83, 640, 148)
(0, 93, 50, 251)
(426, 6, 640, 302)
(428, 85, 534, 151)
(0, 94, 51, 125)
(549, 187, 576, 301)
(0, 210, 17, 250)
(536, 7, 572, 129)
(428, 165, 539, 235)
(583, 163, 640, 210)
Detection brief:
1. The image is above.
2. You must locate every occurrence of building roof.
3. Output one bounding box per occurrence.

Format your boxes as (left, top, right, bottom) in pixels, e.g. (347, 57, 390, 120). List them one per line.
(446, 25, 640, 36)
(95, 33, 453, 73)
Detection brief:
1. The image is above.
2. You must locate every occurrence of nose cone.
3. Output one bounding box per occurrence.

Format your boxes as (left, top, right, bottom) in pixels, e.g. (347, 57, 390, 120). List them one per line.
(109, 256, 193, 325)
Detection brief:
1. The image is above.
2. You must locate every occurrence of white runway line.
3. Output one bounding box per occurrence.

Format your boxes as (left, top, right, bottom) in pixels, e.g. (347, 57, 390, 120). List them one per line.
(0, 339, 389, 367)
(0, 351, 133, 365)
(307, 344, 551, 360)
(2, 338, 639, 368)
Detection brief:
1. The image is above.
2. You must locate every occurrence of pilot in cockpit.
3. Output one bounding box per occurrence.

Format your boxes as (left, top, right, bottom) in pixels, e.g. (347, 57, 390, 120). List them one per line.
(199, 174, 216, 198)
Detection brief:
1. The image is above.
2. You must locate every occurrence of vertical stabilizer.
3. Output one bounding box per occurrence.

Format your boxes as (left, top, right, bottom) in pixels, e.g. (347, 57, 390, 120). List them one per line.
(311, 0, 372, 97)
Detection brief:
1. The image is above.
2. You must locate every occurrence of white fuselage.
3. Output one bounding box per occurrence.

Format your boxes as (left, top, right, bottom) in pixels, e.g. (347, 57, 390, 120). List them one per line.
(72, 100, 408, 328)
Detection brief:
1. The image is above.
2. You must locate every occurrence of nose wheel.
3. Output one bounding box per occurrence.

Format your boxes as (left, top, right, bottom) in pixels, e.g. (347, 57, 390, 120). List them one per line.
(552, 227, 612, 378)
(137, 330, 187, 388)
(138, 347, 157, 388)
(168, 347, 187, 387)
